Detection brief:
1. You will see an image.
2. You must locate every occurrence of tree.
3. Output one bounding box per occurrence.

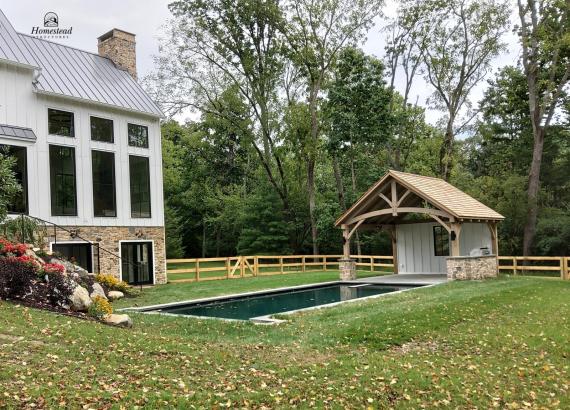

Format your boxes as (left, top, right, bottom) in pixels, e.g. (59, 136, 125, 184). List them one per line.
(516, 0, 570, 255)
(0, 152, 20, 222)
(153, 0, 292, 213)
(324, 47, 393, 252)
(400, 0, 510, 180)
(280, 0, 383, 254)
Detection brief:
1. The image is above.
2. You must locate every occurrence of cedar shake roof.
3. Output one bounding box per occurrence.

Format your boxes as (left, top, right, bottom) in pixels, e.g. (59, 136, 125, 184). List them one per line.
(335, 170, 504, 226)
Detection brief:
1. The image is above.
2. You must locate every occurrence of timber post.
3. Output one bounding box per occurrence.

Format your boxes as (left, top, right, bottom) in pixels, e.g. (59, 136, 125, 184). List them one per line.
(339, 224, 356, 280)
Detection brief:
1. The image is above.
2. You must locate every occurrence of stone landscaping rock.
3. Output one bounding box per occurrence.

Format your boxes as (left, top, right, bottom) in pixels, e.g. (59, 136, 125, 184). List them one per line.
(103, 314, 132, 328)
(107, 290, 124, 301)
(50, 257, 89, 277)
(69, 286, 92, 311)
(90, 283, 107, 300)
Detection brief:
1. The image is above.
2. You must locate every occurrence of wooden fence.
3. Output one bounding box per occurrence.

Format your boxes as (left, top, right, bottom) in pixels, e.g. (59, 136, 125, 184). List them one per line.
(498, 256, 570, 280)
(166, 255, 394, 283)
(166, 255, 570, 283)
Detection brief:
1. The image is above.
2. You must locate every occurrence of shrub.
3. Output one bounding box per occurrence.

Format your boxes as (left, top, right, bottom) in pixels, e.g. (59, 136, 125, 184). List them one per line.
(45, 272, 76, 307)
(0, 257, 39, 299)
(43, 263, 66, 275)
(88, 295, 113, 320)
(95, 274, 130, 293)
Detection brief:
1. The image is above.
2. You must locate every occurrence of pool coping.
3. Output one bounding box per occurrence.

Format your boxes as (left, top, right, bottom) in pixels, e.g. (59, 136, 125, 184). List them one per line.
(119, 281, 441, 324)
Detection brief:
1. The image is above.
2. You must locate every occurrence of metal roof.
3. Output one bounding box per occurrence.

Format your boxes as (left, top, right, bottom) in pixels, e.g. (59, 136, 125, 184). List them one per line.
(0, 9, 162, 117)
(335, 170, 504, 226)
(19, 35, 163, 117)
(0, 9, 38, 67)
(0, 123, 37, 141)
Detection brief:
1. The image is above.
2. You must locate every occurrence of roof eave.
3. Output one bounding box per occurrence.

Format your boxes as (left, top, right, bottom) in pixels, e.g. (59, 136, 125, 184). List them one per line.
(0, 57, 39, 71)
(34, 89, 164, 119)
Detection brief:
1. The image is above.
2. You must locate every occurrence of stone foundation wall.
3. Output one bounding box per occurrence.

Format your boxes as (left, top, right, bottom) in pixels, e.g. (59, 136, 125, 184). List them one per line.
(447, 255, 497, 280)
(44, 226, 166, 284)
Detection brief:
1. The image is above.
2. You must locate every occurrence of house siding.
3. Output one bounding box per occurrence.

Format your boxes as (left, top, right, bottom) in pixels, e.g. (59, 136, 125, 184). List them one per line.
(0, 62, 166, 283)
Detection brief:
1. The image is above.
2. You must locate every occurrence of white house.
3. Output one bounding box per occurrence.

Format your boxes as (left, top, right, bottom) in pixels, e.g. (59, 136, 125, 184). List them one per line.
(336, 170, 504, 279)
(0, 9, 167, 284)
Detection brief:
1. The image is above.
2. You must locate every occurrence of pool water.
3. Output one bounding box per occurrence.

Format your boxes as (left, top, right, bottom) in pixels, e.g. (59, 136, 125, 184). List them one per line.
(151, 283, 420, 320)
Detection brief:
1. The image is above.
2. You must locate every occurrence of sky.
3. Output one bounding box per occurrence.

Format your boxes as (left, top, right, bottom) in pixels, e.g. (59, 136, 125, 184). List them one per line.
(0, 0, 522, 125)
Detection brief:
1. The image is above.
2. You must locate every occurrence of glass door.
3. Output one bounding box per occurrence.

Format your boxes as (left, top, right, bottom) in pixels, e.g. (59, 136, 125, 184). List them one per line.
(121, 242, 153, 285)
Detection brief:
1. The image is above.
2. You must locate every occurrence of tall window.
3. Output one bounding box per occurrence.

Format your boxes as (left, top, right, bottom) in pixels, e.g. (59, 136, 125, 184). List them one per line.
(0, 145, 28, 214)
(128, 123, 148, 148)
(90, 116, 114, 143)
(129, 155, 151, 218)
(92, 150, 116, 217)
(48, 108, 74, 137)
(433, 226, 449, 256)
(49, 145, 77, 216)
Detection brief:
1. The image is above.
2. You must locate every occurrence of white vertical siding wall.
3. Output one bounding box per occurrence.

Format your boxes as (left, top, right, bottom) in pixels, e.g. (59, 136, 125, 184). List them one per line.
(396, 222, 493, 274)
(0, 62, 164, 227)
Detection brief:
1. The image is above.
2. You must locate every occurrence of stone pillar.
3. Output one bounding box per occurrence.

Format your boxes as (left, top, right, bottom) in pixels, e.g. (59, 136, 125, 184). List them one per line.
(339, 258, 356, 281)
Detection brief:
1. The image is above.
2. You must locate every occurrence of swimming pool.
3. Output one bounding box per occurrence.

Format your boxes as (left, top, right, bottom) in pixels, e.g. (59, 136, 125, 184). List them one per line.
(133, 282, 423, 322)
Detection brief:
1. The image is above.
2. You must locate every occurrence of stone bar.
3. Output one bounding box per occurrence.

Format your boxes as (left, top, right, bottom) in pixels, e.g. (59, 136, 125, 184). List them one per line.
(446, 255, 497, 280)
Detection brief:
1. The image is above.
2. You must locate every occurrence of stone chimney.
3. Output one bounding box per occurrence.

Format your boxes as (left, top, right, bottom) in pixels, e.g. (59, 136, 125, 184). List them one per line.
(97, 29, 137, 79)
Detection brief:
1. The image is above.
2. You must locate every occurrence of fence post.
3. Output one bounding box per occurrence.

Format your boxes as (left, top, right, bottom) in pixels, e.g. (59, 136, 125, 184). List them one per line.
(559, 257, 564, 280)
(195, 259, 200, 282)
(302, 256, 306, 272)
(323, 256, 327, 271)
(254, 256, 259, 276)
(513, 257, 517, 275)
(564, 257, 569, 280)
(226, 257, 230, 279)
(280, 257, 284, 274)
(240, 257, 245, 278)
(370, 256, 374, 272)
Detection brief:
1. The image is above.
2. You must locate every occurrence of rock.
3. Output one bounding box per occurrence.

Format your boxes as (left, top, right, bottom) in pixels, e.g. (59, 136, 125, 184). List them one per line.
(107, 291, 124, 301)
(49, 257, 89, 277)
(69, 286, 92, 311)
(90, 283, 107, 300)
(103, 314, 132, 328)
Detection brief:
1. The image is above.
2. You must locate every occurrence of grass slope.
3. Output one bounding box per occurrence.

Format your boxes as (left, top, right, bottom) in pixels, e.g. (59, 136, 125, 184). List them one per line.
(0, 276, 568, 408)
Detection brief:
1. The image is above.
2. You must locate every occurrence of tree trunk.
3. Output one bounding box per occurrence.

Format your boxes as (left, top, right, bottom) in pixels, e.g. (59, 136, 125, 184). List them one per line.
(215, 226, 221, 257)
(523, 128, 544, 256)
(201, 219, 206, 258)
(307, 83, 320, 256)
(439, 118, 455, 181)
(332, 156, 346, 210)
(307, 158, 318, 256)
(349, 153, 362, 256)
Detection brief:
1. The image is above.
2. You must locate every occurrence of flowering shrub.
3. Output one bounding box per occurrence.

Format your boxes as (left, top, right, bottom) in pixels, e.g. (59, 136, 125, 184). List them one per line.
(43, 263, 66, 275)
(95, 274, 130, 293)
(88, 295, 113, 319)
(0, 238, 27, 256)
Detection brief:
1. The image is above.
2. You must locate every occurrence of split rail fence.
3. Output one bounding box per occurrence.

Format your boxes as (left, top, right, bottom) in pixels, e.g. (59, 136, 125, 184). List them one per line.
(166, 255, 394, 283)
(167, 255, 570, 283)
(498, 256, 569, 280)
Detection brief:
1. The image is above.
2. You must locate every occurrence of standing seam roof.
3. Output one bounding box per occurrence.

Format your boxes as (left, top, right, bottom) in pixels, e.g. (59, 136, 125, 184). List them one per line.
(17, 34, 163, 117)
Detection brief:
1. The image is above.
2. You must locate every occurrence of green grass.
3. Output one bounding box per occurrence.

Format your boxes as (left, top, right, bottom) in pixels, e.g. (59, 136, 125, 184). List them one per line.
(1, 276, 568, 408)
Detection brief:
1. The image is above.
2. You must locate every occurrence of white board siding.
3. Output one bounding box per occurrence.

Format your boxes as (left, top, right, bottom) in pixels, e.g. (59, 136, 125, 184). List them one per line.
(0, 63, 164, 227)
(459, 223, 493, 255)
(396, 222, 492, 274)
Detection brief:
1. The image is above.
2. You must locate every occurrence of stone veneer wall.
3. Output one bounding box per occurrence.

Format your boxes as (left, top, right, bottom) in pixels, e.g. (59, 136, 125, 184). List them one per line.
(446, 255, 497, 280)
(45, 226, 166, 284)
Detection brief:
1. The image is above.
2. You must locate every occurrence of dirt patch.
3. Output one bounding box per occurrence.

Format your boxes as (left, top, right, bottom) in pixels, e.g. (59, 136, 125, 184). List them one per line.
(0, 333, 24, 345)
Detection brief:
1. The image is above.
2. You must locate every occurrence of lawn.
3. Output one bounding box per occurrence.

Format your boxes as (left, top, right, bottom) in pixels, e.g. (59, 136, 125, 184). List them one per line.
(1, 276, 568, 408)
